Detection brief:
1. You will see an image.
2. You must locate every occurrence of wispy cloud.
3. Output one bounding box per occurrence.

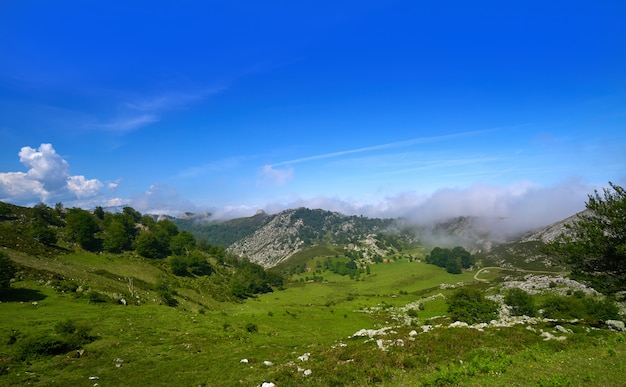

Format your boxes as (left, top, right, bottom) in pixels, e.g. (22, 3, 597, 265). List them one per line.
(91, 114, 160, 133)
(177, 155, 253, 179)
(258, 165, 294, 186)
(269, 129, 496, 167)
(125, 87, 225, 112)
(90, 87, 226, 134)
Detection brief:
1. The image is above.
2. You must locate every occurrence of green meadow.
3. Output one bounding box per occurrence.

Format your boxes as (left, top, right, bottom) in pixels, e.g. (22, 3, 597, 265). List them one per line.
(1, 253, 625, 386)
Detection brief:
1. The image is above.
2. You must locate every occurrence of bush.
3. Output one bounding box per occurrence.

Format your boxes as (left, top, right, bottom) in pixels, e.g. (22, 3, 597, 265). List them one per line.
(447, 288, 498, 324)
(245, 322, 258, 333)
(504, 288, 537, 317)
(88, 291, 111, 303)
(407, 309, 419, 318)
(18, 320, 95, 360)
(540, 294, 620, 322)
(156, 278, 178, 307)
(0, 252, 16, 293)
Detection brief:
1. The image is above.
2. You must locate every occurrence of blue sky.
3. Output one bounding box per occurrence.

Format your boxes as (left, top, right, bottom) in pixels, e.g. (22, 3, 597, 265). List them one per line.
(1, 1, 625, 229)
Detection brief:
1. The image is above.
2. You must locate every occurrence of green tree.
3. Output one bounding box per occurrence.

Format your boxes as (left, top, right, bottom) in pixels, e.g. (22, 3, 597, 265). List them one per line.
(156, 219, 179, 237)
(0, 252, 17, 293)
(0, 202, 10, 219)
(123, 206, 142, 223)
(170, 256, 190, 276)
(169, 231, 196, 255)
(102, 220, 131, 253)
(93, 206, 105, 220)
(504, 288, 536, 316)
(426, 246, 473, 274)
(135, 230, 170, 258)
(452, 246, 475, 269)
(548, 182, 626, 293)
(65, 209, 101, 251)
(30, 218, 58, 245)
(447, 287, 498, 324)
(156, 277, 178, 307)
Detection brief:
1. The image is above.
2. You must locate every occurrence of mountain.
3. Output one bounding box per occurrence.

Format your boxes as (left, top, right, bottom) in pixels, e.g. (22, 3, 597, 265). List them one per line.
(224, 208, 401, 268)
(177, 207, 578, 269)
(518, 210, 587, 243)
(175, 207, 414, 268)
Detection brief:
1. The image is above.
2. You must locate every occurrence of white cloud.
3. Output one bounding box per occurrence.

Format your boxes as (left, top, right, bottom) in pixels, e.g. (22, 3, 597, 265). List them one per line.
(248, 179, 596, 237)
(67, 175, 103, 198)
(0, 143, 105, 205)
(128, 184, 197, 215)
(19, 143, 69, 191)
(258, 165, 294, 186)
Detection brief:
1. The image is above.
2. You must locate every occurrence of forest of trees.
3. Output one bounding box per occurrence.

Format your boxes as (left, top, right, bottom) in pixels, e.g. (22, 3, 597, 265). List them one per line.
(425, 246, 475, 274)
(0, 202, 283, 300)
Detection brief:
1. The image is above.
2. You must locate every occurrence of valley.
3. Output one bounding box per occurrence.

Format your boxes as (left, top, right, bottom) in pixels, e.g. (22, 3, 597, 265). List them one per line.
(1, 200, 625, 386)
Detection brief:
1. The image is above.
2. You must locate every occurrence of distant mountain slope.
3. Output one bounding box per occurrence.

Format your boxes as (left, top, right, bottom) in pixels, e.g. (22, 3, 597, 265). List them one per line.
(176, 206, 583, 270)
(518, 210, 587, 243)
(226, 208, 397, 267)
(174, 210, 271, 247)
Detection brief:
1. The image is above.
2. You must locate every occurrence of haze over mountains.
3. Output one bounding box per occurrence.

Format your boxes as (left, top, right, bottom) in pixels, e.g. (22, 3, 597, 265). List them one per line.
(173, 205, 580, 269)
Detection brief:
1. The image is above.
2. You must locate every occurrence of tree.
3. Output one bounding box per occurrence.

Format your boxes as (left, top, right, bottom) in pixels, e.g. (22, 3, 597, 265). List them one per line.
(169, 231, 196, 255)
(0, 252, 17, 293)
(548, 182, 626, 293)
(426, 246, 474, 274)
(65, 209, 101, 251)
(102, 220, 131, 253)
(30, 219, 58, 245)
(135, 231, 170, 258)
(447, 287, 498, 324)
(504, 288, 536, 317)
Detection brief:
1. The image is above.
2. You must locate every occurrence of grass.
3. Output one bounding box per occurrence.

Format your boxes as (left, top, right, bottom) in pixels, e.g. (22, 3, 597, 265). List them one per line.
(1, 250, 625, 386)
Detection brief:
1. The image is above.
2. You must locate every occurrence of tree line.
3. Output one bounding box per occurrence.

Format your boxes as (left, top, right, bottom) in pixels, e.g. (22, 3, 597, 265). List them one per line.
(0, 202, 283, 300)
(425, 246, 475, 274)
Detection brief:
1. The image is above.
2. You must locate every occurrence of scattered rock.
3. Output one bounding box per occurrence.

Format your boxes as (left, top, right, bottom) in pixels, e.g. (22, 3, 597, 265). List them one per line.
(263, 360, 273, 366)
(606, 320, 625, 332)
(352, 327, 390, 338)
(540, 331, 566, 341)
(303, 369, 312, 376)
(421, 325, 434, 333)
(555, 325, 573, 334)
(240, 358, 249, 364)
(297, 352, 310, 361)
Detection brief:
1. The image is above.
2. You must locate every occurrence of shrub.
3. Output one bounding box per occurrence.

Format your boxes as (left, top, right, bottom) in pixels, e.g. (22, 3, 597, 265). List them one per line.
(540, 295, 584, 319)
(447, 288, 498, 324)
(0, 252, 16, 293)
(18, 321, 95, 360)
(88, 291, 111, 303)
(540, 294, 620, 322)
(504, 288, 537, 316)
(156, 278, 178, 307)
(245, 322, 258, 333)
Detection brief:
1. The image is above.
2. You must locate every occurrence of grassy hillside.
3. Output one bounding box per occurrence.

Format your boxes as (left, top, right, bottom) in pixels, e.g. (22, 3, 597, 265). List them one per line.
(1, 202, 625, 385)
(2, 250, 625, 386)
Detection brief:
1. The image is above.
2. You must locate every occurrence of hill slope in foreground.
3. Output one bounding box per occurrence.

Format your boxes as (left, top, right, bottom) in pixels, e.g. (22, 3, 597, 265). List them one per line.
(1, 203, 625, 386)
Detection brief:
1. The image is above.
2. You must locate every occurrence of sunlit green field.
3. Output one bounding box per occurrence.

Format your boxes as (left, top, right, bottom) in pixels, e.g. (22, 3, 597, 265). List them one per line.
(1, 255, 625, 386)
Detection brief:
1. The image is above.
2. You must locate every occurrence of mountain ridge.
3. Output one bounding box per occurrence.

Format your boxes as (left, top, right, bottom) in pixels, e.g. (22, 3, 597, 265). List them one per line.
(175, 206, 580, 269)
